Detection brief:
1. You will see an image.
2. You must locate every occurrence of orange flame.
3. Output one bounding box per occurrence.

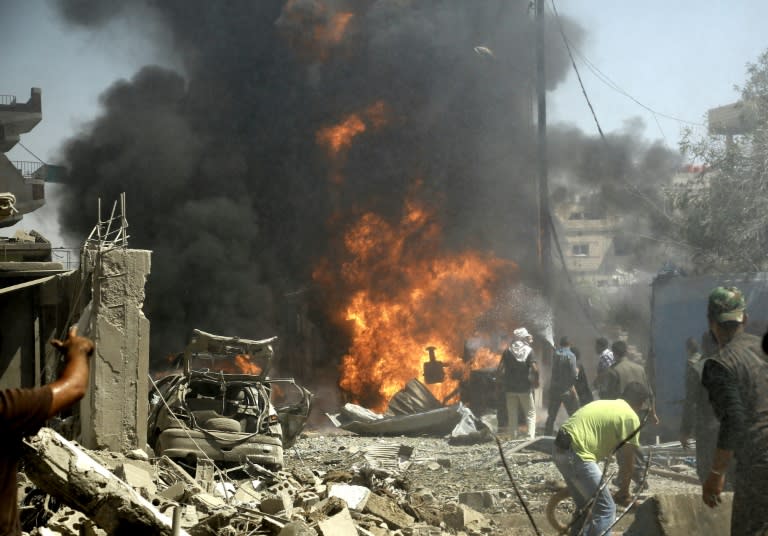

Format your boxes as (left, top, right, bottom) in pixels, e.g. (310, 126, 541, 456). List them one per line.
(316, 101, 389, 184)
(316, 114, 367, 157)
(315, 197, 516, 411)
(234, 354, 263, 376)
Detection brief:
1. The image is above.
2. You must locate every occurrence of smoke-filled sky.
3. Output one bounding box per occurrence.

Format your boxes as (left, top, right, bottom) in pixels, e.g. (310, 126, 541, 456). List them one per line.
(2, 0, 767, 364)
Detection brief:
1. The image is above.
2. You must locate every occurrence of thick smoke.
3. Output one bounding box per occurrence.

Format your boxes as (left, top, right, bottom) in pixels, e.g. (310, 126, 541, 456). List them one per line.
(53, 0, 676, 373)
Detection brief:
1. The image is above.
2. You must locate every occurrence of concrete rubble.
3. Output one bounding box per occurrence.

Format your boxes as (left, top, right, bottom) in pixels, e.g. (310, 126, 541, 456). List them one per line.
(19, 428, 495, 535)
(17, 424, 725, 535)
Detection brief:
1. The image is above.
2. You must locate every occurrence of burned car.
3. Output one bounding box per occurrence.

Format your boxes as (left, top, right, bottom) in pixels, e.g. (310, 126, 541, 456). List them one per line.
(148, 329, 312, 470)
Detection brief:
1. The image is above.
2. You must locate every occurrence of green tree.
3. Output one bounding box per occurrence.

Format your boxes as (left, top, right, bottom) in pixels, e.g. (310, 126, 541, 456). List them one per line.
(674, 50, 768, 272)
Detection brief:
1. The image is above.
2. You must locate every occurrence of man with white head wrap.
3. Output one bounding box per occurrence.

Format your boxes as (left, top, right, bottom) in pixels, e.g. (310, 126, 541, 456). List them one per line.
(497, 327, 539, 439)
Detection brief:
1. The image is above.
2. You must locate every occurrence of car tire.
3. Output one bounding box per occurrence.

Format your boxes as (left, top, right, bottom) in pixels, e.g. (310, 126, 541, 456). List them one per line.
(202, 417, 242, 433)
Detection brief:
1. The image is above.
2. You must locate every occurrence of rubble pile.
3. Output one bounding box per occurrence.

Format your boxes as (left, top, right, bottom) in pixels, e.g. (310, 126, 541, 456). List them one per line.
(18, 429, 498, 535)
(18, 426, 706, 535)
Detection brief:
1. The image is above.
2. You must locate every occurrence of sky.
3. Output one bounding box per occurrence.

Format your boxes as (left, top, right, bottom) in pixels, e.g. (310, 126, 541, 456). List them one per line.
(2, 0, 767, 246)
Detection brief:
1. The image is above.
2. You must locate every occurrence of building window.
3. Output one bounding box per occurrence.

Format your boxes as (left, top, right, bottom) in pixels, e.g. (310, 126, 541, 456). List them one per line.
(572, 244, 589, 256)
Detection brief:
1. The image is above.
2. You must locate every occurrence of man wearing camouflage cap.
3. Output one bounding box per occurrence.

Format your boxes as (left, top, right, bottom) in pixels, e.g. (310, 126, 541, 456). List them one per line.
(701, 286, 768, 535)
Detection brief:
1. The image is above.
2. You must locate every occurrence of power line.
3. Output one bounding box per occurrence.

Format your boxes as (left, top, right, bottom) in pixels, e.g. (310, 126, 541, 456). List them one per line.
(548, 0, 705, 133)
(549, 0, 606, 141)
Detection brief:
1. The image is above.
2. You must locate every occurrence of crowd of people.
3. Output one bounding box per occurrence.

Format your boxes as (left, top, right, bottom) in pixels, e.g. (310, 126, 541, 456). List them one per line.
(497, 285, 768, 536)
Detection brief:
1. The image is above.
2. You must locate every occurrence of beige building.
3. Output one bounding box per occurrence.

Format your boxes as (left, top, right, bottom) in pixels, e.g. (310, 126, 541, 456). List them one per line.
(553, 198, 635, 287)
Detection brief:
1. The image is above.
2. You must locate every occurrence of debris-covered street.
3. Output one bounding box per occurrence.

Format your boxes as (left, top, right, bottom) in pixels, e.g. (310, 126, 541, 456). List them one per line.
(5, 1, 768, 535)
(17, 424, 709, 535)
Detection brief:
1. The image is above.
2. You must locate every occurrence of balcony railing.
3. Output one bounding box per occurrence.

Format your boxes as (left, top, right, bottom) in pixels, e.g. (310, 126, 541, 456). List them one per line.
(12, 161, 45, 179)
(0, 95, 18, 106)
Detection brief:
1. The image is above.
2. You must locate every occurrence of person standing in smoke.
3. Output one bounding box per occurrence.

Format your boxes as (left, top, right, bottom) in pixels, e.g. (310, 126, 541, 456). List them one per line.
(571, 347, 593, 407)
(544, 336, 579, 436)
(593, 337, 614, 398)
(496, 327, 539, 440)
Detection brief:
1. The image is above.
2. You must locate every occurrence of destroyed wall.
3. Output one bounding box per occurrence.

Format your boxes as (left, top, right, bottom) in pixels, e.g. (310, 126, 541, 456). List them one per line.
(80, 248, 151, 451)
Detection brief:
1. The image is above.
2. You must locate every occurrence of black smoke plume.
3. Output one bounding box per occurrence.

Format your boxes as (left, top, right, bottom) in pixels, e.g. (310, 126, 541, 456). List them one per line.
(53, 0, 677, 373)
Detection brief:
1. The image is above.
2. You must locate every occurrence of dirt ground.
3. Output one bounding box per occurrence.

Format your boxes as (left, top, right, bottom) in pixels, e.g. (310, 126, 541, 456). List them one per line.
(286, 429, 702, 535)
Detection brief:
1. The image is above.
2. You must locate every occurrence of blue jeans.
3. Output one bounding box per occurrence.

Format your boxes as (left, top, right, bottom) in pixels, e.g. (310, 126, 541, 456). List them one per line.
(553, 446, 616, 536)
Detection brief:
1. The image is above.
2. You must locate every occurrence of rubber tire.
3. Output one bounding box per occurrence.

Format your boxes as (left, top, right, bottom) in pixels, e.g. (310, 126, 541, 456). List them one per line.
(202, 417, 241, 433)
(546, 486, 572, 535)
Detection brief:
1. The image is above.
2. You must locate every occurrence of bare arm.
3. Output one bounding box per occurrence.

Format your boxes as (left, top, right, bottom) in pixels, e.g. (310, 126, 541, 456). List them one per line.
(615, 444, 636, 496)
(47, 326, 94, 418)
(703, 448, 732, 508)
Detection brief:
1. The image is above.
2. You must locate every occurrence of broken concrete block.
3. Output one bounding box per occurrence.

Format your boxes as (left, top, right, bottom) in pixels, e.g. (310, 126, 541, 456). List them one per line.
(126, 448, 150, 462)
(363, 492, 415, 530)
(46, 507, 101, 536)
(317, 507, 357, 536)
(328, 483, 372, 511)
(458, 490, 498, 509)
(408, 487, 436, 506)
(115, 462, 157, 495)
(23, 428, 182, 535)
(298, 491, 320, 509)
(291, 467, 320, 486)
(443, 503, 492, 532)
(278, 521, 317, 536)
(269, 478, 299, 499)
(260, 491, 294, 516)
(160, 481, 186, 501)
(426, 462, 441, 471)
(625, 492, 733, 536)
(190, 492, 227, 513)
(234, 481, 264, 504)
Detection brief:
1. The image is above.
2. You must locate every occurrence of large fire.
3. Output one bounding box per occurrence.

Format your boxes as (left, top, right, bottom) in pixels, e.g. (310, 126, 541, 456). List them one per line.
(314, 197, 516, 412)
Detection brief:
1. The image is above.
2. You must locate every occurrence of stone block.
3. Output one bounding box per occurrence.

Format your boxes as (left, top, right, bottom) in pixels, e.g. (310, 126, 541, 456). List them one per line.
(317, 507, 358, 536)
(115, 462, 157, 495)
(278, 521, 317, 536)
(443, 503, 491, 532)
(458, 490, 498, 509)
(260, 491, 294, 516)
(625, 493, 733, 536)
(363, 492, 415, 530)
(160, 481, 186, 501)
(328, 483, 372, 511)
(234, 481, 264, 504)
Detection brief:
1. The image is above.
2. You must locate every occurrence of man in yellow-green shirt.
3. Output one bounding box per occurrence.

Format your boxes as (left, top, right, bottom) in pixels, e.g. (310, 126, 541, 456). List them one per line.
(552, 382, 648, 536)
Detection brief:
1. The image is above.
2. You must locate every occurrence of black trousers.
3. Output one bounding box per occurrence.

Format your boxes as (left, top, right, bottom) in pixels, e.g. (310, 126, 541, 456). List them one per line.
(544, 388, 579, 435)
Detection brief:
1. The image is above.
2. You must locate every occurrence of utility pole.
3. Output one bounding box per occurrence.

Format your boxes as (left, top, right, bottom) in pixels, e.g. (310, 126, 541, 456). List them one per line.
(535, 0, 551, 295)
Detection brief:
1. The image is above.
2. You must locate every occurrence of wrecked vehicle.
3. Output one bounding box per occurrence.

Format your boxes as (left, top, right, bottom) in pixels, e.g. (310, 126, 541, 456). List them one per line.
(148, 329, 312, 470)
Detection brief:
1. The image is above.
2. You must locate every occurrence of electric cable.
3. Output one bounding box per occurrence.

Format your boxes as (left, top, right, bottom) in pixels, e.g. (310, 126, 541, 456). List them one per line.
(495, 435, 543, 535)
(549, 0, 605, 141)
(548, 0, 705, 130)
